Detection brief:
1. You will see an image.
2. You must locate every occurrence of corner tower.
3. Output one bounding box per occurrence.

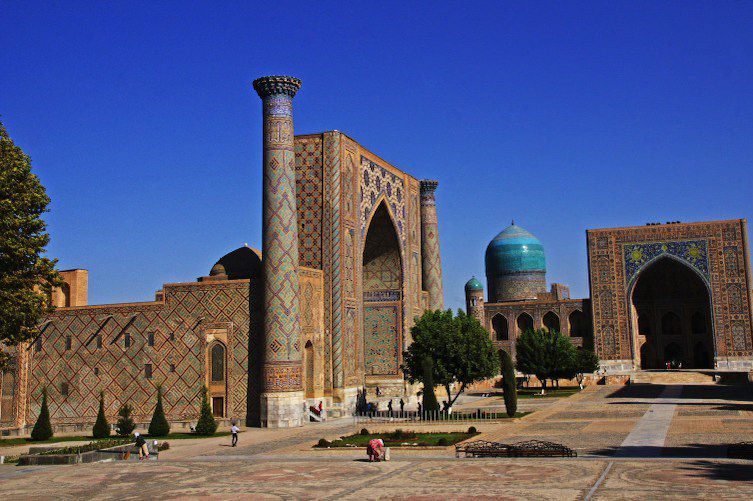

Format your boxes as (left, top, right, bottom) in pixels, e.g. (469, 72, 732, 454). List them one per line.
(465, 276, 485, 324)
(420, 179, 444, 309)
(485, 222, 547, 302)
(253, 75, 304, 427)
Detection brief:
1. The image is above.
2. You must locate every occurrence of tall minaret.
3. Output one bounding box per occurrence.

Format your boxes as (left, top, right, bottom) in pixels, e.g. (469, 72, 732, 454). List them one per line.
(420, 180, 444, 310)
(253, 75, 304, 428)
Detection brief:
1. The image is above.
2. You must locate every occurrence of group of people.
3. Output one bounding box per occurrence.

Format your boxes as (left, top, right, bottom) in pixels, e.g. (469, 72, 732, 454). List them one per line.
(132, 421, 241, 461)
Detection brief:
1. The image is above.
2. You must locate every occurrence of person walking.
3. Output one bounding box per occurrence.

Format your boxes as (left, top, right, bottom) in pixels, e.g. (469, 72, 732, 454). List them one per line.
(387, 399, 393, 417)
(375, 386, 381, 397)
(135, 432, 149, 460)
(231, 422, 239, 447)
(399, 398, 405, 413)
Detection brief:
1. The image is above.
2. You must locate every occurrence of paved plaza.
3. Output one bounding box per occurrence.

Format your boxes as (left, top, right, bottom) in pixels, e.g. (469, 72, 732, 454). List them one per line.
(1, 382, 752, 499)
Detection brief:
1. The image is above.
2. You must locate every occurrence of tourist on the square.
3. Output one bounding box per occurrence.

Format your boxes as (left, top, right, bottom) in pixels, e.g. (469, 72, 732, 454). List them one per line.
(367, 438, 384, 462)
(231, 422, 239, 447)
(417, 401, 422, 417)
(375, 386, 381, 397)
(387, 399, 393, 416)
(399, 398, 405, 414)
(135, 432, 149, 460)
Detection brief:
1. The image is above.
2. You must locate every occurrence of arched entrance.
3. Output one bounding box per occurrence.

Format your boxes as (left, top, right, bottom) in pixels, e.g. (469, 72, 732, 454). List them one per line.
(517, 312, 533, 335)
(492, 314, 508, 340)
(362, 202, 403, 379)
(631, 257, 714, 369)
(543, 311, 560, 332)
(208, 342, 227, 418)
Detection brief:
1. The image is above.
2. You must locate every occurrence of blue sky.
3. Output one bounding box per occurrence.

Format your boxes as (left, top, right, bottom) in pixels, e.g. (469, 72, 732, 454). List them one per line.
(2, 2, 752, 311)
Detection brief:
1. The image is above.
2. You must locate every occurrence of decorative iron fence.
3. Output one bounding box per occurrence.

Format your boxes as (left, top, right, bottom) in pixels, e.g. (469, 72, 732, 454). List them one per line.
(354, 409, 513, 423)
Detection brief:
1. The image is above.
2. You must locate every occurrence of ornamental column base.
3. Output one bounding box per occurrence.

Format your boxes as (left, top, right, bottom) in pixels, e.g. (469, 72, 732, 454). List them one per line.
(260, 391, 305, 428)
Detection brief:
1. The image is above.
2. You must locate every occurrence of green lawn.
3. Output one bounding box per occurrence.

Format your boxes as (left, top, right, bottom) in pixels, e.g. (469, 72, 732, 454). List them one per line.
(316, 431, 477, 448)
(517, 386, 581, 399)
(0, 431, 231, 447)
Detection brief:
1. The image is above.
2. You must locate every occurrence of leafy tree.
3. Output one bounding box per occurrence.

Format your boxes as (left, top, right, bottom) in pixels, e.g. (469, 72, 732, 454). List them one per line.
(0, 122, 62, 370)
(573, 347, 600, 388)
(516, 329, 576, 393)
(403, 309, 498, 408)
(30, 387, 53, 441)
(116, 403, 136, 436)
(148, 386, 170, 437)
(195, 385, 217, 435)
(92, 391, 111, 438)
(421, 356, 440, 412)
(500, 350, 518, 417)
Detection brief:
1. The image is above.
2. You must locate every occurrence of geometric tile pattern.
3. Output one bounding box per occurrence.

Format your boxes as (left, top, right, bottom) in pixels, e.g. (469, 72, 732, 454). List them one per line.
(363, 304, 401, 375)
(259, 89, 303, 392)
(419, 180, 444, 310)
(295, 137, 323, 270)
(587, 220, 753, 366)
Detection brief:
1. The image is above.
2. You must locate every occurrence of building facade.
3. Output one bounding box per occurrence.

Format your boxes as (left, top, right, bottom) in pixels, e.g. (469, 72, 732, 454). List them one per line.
(466, 219, 753, 373)
(0, 75, 445, 431)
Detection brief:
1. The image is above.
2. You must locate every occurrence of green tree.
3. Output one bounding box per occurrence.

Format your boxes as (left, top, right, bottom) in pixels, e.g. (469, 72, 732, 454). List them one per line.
(516, 329, 576, 393)
(573, 347, 600, 388)
(148, 386, 170, 437)
(420, 356, 440, 412)
(500, 350, 518, 417)
(92, 391, 110, 438)
(116, 403, 136, 436)
(402, 309, 498, 408)
(195, 385, 217, 435)
(0, 122, 62, 370)
(30, 387, 53, 441)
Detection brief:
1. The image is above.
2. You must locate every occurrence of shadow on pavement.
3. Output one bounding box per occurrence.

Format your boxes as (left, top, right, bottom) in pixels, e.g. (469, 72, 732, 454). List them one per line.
(681, 460, 753, 482)
(591, 444, 728, 458)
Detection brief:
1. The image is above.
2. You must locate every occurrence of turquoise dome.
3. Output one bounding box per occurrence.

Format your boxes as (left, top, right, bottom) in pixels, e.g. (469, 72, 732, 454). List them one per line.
(485, 223, 546, 276)
(465, 277, 484, 291)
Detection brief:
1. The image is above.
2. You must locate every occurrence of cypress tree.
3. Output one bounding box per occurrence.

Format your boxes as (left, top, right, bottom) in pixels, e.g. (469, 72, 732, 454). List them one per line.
(195, 385, 218, 435)
(500, 350, 518, 417)
(421, 356, 440, 412)
(148, 386, 170, 437)
(30, 387, 53, 441)
(92, 391, 111, 438)
(116, 403, 136, 436)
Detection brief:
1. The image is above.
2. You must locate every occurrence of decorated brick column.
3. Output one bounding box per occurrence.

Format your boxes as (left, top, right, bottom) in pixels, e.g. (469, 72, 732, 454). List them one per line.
(419, 180, 445, 310)
(253, 75, 304, 428)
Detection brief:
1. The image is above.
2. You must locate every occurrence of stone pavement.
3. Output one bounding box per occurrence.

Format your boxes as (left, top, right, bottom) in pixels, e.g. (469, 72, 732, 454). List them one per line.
(1, 382, 752, 499)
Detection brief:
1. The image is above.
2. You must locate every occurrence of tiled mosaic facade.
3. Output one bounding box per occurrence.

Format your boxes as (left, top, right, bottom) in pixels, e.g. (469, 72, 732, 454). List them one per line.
(588, 220, 753, 371)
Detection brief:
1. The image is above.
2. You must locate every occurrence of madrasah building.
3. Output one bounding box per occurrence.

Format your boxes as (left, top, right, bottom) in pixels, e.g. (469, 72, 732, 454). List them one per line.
(1, 75, 753, 434)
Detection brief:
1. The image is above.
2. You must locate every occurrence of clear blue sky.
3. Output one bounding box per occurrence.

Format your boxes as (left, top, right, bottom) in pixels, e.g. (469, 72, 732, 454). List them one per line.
(2, 2, 752, 311)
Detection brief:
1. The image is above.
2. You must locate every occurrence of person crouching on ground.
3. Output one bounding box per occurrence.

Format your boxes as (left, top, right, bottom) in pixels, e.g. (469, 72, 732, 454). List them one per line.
(135, 432, 149, 460)
(367, 438, 384, 462)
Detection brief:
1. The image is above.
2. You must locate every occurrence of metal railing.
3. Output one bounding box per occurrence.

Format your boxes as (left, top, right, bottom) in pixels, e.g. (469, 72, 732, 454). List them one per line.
(354, 408, 511, 423)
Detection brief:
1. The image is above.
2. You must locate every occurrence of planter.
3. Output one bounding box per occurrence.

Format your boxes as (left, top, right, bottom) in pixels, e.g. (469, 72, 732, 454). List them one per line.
(18, 443, 157, 466)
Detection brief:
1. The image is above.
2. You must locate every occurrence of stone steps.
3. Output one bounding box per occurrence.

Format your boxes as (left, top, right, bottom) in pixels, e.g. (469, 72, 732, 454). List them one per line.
(629, 371, 716, 384)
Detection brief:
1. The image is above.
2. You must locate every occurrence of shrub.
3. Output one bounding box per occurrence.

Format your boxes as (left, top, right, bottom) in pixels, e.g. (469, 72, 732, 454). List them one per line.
(330, 439, 345, 447)
(148, 386, 171, 437)
(500, 350, 518, 417)
(195, 386, 218, 436)
(158, 441, 170, 451)
(467, 426, 477, 434)
(360, 428, 370, 436)
(92, 391, 111, 439)
(317, 438, 330, 447)
(30, 387, 53, 441)
(116, 403, 136, 436)
(437, 437, 449, 446)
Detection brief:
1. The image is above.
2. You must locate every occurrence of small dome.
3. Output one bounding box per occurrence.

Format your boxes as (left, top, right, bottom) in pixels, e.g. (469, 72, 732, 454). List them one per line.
(465, 277, 484, 291)
(485, 223, 546, 276)
(210, 263, 227, 276)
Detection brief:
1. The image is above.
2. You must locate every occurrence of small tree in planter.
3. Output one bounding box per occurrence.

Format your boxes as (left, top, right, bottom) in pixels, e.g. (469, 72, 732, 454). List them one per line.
(116, 403, 136, 436)
(92, 391, 111, 438)
(148, 386, 170, 437)
(31, 387, 53, 441)
(500, 350, 518, 417)
(195, 385, 217, 435)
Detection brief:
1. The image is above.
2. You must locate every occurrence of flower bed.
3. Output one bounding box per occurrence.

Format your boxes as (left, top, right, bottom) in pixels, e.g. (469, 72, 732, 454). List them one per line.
(315, 429, 478, 448)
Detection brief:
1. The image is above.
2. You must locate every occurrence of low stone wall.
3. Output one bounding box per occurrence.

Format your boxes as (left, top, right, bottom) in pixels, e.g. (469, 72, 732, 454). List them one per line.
(18, 443, 157, 466)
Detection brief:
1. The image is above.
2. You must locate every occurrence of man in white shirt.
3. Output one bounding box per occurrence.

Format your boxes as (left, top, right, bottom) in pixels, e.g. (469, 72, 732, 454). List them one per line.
(231, 423, 239, 447)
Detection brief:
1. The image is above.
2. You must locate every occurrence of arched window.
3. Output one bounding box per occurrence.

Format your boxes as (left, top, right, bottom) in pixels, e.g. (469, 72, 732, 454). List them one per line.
(517, 313, 533, 334)
(569, 310, 586, 337)
(543, 311, 560, 332)
(491, 314, 508, 341)
(210, 343, 226, 382)
(661, 312, 682, 337)
(691, 311, 706, 334)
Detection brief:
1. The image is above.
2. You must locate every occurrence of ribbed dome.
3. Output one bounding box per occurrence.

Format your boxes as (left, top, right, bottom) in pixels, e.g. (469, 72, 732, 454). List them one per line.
(485, 223, 546, 276)
(465, 277, 484, 291)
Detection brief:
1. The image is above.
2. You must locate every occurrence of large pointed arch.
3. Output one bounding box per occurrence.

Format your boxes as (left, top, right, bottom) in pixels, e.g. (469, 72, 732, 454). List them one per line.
(629, 255, 715, 369)
(362, 200, 404, 379)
